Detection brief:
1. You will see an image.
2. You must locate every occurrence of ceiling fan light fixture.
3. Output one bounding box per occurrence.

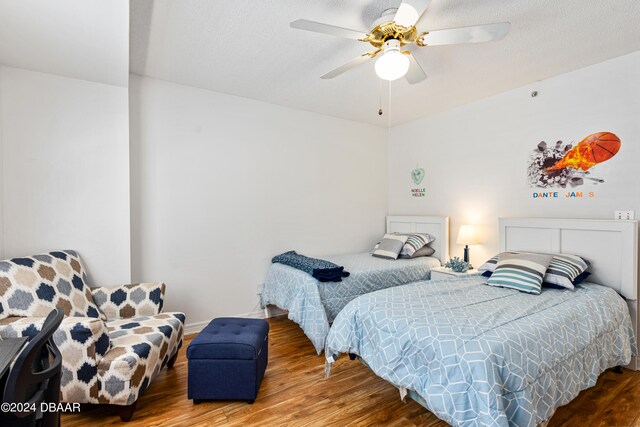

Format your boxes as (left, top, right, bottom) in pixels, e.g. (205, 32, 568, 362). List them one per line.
(375, 39, 410, 81)
(291, 2, 509, 85)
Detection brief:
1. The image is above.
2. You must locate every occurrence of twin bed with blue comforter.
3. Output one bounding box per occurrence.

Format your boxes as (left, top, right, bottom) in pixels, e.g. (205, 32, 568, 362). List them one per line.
(326, 275, 636, 427)
(259, 252, 441, 353)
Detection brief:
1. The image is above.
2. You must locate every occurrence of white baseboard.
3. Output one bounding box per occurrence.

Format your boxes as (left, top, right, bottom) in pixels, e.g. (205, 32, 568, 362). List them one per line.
(183, 308, 271, 336)
(184, 320, 211, 335)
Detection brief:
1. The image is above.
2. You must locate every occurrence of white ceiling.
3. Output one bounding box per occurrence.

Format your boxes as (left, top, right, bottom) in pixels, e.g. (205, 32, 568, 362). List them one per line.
(0, 1, 637, 125)
(0, 0, 129, 87)
(131, 0, 640, 127)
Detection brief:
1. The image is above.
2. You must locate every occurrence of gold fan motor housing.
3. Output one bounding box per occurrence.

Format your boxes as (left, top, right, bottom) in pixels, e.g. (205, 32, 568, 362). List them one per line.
(363, 21, 419, 47)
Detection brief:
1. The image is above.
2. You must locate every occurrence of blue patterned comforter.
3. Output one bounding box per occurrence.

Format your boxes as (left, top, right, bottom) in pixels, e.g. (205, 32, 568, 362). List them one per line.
(326, 276, 636, 427)
(259, 252, 440, 354)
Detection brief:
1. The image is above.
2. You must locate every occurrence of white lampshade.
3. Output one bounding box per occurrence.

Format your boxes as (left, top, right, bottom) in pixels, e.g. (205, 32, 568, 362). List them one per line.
(456, 225, 480, 245)
(375, 40, 410, 81)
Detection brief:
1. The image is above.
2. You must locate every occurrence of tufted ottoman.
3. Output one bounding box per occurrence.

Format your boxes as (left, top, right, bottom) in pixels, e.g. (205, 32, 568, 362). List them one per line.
(187, 317, 269, 404)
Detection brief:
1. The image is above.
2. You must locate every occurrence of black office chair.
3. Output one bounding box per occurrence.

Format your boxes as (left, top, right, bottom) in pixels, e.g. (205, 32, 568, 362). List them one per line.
(1, 309, 64, 427)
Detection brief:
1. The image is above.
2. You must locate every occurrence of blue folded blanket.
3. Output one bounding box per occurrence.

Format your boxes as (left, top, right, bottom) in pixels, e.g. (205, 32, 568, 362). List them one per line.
(272, 251, 350, 282)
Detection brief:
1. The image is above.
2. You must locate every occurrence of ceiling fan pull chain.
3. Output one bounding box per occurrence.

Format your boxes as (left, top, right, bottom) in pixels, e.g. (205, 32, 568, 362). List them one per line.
(388, 80, 391, 128)
(378, 78, 383, 116)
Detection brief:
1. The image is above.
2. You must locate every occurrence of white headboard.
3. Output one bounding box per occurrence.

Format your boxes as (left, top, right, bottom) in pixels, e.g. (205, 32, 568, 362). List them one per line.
(499, 217, 639, 370)
(387, 216, 450, 263)
(499, 218, 638, 300)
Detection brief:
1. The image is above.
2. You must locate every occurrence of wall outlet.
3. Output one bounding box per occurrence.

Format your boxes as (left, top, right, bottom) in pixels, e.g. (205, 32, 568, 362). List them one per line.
(615, 210, 635, 220)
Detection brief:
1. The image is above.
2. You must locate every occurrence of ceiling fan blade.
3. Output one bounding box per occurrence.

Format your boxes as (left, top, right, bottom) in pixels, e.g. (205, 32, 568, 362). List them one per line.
(419, 22, 510, 46)
(290, 19, 367, 40)
(394, 0, 432, 27)
(404, 53, 427, 84)
(321, 51, 377, 79)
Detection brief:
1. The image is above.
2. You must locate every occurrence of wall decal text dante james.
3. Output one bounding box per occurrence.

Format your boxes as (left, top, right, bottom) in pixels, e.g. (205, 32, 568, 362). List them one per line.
(532, 191, 595, 199)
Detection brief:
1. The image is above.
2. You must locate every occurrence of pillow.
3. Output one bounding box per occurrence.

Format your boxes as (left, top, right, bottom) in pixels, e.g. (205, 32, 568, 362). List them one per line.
(479, 252, 589, 290)
(400, 234, 435, 258)
(543, 253, 590, 289)
(372, 233, 436, 257)
(544, 270, 592, 289)
(372, 234, 409, 260)
(398, 245, 436, 259)
(478, 254, 502, 272)
(482, 269, 591, 289)
(0, 250, 105, 320)
(486, 252, 553, 295)
(570, 270, 591, 285)
(399, 233, 436, 258)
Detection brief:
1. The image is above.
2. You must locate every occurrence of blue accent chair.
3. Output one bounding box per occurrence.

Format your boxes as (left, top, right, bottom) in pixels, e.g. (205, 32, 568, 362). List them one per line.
(187, 317, 269, 404)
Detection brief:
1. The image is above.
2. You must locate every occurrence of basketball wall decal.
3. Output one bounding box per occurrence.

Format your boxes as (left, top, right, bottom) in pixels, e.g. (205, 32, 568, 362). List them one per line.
(545, 131, 621, 172)
(589, 132, 621, 163)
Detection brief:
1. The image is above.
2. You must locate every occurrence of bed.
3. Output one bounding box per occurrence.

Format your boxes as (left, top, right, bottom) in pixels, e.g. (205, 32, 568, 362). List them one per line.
(259, 215, 450, 354)
(325, 218, 639, 427)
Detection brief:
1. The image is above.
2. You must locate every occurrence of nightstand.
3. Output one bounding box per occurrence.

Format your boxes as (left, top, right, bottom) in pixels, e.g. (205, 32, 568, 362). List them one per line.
(430, 266, 479, 280)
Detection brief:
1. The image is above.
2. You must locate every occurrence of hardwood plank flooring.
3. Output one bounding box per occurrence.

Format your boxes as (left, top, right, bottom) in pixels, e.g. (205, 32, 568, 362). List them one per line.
(62, 316, 640, 426)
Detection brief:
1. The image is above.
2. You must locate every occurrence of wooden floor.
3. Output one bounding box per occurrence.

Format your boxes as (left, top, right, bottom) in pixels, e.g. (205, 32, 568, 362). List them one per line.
(62, 315, 640, 426)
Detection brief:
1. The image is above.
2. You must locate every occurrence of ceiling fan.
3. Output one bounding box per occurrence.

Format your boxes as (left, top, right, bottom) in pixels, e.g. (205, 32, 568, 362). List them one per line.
(291, 0, 510, 84)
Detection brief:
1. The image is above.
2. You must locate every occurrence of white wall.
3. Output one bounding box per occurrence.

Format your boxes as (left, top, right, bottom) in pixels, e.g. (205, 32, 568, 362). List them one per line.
(0, 0, 130, 87)
(130, 76, 388, 326)
(389, 51, 640, 267)
(0, 67, 131, 284)
(0, 68, 3, 260)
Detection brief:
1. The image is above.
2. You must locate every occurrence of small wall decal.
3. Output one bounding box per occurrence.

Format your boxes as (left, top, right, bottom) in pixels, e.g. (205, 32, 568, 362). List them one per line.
(411, 167, 425, 185)
(410, 165, 426, 198)
(528, 132, 620, 197)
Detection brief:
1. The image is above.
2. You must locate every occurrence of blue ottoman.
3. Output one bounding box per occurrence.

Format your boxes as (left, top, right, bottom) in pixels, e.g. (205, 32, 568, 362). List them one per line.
(187, 317, 269, 404)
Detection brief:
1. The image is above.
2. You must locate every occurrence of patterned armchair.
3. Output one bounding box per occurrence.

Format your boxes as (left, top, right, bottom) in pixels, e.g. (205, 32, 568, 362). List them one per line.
(0, 250, 185, 421)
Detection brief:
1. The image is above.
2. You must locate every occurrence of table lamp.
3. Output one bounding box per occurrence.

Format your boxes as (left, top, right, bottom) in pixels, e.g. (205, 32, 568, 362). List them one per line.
(456, 225, 480, 265)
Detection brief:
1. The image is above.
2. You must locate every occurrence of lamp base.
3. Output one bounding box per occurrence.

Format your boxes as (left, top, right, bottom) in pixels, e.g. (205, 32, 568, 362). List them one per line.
(462, 245, 474, 269)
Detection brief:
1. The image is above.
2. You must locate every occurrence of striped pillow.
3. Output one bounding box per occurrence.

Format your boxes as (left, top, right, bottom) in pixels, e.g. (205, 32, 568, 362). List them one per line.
(399, 233, 436, 258)
(478, 254, 501, 272)
(479, 252, 588, 290)
(399, 245, 435, 259)
(543, 253, 589, 289)
(486, 252, 553, 294)
(372, 233, 435, 257)
(372, 234, 408, 260)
